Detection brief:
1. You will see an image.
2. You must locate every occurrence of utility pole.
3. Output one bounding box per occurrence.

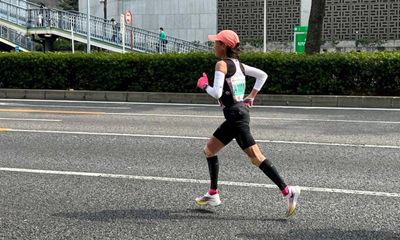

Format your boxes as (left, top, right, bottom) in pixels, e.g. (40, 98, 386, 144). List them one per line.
(263, 0, 266, 52)
(104, 0, 107, 20)
(100, 0, 107, 20)
(70, 16, 75, 53)
(87, 0, 91, 53)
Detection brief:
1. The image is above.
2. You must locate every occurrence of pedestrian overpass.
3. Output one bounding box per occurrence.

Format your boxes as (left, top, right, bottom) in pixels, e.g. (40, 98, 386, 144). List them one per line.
(0, 0, 211, 53)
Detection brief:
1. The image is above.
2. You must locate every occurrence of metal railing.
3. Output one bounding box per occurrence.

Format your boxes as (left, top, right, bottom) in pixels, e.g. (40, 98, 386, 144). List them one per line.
(0, 0, 211, 53)
(0, 24, 34, 50)
(1, 0, 40, 9)
(0, 1, 33, 50)
(0, 1, 28, 26)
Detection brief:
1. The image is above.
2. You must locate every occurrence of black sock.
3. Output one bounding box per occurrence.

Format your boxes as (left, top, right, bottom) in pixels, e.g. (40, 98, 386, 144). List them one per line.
(207, 156, 219, 190)
(259, 159, 287, 191)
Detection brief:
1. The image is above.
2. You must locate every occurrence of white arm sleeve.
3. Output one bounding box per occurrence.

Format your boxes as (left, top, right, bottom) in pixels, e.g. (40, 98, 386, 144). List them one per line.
(205, 71, 225, 99)
(243, 64, 268, 91)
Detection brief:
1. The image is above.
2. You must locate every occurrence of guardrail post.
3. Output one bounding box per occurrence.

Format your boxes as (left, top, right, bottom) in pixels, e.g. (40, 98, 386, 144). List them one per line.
(7, 3, 10, 20)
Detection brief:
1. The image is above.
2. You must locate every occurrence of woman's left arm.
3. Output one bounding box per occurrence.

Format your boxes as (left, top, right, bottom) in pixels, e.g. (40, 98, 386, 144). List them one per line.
(242, 64, 268, 105)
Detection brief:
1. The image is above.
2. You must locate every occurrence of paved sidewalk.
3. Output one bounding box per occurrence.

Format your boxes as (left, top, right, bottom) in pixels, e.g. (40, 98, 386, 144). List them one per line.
(1, 88, 399, 108)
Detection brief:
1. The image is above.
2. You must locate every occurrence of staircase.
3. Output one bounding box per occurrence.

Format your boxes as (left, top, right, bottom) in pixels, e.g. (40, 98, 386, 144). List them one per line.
(0, 24, 34, 51)
(0, 0, 211, 53)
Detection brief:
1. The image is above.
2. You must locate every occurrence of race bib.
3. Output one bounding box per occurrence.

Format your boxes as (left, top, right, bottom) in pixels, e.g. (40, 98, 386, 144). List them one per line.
(231, 77, 246, 102)
(232, 82, 245, 97)
(231, 78, 245, 97)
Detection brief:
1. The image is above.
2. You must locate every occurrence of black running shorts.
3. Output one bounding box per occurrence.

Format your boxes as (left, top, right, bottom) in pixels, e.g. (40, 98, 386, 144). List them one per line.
(213, 102, 256, 150)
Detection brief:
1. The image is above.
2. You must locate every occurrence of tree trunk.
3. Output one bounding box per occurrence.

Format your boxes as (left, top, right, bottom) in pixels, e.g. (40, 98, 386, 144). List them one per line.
(305, 0, 326, 54)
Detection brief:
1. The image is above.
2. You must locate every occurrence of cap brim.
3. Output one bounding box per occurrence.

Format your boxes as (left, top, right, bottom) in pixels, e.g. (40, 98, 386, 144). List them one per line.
(208, 35, 218, 42)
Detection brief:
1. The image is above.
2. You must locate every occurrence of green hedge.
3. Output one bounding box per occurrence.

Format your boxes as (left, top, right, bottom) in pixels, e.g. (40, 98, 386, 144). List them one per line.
(1, 51, 400, 96)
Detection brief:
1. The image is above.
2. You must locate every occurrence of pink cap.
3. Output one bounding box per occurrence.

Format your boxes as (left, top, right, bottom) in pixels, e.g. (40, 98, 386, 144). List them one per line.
(208, 30, 240, 48)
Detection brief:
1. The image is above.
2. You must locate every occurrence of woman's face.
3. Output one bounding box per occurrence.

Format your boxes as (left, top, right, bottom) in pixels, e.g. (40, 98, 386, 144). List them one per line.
(213, 41, 226, 58)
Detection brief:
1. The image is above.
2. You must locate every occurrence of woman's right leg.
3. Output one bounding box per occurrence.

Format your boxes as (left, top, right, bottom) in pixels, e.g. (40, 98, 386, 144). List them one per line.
(203, 136, 225, 191)
(195, 120, 234, 206)
(203, 120, 234, 192)
(195, 136, 225, 206)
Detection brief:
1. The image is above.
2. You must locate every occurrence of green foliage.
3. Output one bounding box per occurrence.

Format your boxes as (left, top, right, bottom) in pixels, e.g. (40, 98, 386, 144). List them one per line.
(1, 51, 400, 96)
(241, 39, 264, 48)
(58, 0, 78, 11)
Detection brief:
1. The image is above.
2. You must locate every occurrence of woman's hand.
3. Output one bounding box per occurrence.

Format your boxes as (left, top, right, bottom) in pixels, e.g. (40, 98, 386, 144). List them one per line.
(197, 73, 209, 90)
(244, 89, 259, 107)
(244, 97, 254, 107)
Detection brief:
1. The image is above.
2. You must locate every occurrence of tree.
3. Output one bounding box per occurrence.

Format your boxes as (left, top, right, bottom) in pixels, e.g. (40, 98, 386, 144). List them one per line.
(58, 0, 78, 11)
(305, 0, 326, 54)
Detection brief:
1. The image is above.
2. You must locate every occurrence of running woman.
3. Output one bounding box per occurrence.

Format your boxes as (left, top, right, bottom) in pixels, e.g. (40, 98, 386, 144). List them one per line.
(195, 30, 300, 217)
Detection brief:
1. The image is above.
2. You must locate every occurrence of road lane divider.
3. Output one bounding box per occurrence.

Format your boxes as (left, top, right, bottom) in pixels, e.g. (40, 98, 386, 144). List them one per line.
(2, 128, 400, 149)
(0, 117, 61, 122)
(0, 108, 105, 115)
(0, 167, 399, 198)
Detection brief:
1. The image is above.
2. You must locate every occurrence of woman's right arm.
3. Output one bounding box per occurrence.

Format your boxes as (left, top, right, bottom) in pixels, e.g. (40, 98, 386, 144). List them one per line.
(205, 61, 227, 99)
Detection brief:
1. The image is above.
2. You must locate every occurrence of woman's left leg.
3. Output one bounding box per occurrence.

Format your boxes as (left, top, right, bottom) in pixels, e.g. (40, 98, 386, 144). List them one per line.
(235, 109, 301, 216)
(243, 144, 287, 192)
(243, 144, 301, 217)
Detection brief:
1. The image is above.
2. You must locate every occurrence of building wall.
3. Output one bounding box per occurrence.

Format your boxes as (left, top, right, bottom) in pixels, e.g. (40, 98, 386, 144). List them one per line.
(218, 0, 300, 42)
(79, 0, 400, 46)
(79, 0, 217, 43)
(218, 0, 400, 43)
(324, 0, 400, 42)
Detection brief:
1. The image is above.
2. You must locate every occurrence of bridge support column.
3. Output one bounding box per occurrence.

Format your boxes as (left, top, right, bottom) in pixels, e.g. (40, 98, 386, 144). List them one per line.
(43, 35, 57, 52)
(35, 34, 57, 52)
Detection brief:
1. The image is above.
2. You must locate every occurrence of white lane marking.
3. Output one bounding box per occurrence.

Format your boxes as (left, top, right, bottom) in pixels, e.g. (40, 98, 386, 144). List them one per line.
(5, 128, 400, 149)
(0, 103, 130, 110)
(252, 105, 400, 111)
(2, 100, 398, 124)
(0, 167, 399, 198)
(7, 129, 208, 140)
(0, 99, 217, 107)
(254, 117, 400, 124)
(0, 118, 61, 122)
(107, 112, 222, 118)
(2, 99, 400, 111)
(106, 112, 400, 124)
(254, 139, 400, 149)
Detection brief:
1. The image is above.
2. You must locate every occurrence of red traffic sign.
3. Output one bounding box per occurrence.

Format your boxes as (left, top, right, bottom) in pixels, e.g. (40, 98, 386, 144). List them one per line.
(124, 11, 132, 25)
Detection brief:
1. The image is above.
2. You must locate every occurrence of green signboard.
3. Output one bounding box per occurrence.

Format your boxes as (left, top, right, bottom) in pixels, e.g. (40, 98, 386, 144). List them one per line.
(294, 26, 308, 53)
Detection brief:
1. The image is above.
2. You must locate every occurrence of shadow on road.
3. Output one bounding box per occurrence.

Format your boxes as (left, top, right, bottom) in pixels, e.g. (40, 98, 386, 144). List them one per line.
(53, 208, 288, 223)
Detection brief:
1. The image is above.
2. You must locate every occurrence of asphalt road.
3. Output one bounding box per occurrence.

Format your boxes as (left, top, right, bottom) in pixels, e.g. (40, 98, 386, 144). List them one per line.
(0, 99, 399, 240)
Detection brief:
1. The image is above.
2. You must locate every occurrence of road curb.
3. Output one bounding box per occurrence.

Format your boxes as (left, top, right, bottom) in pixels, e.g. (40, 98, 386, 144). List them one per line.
(1, 88, 399, 108)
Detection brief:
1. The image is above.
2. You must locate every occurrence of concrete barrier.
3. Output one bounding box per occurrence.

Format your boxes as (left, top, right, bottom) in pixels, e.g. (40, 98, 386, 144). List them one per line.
(45, 90, 66, 100)
(0, 88, 399, 108)
(25, 90, 45, 99)
(311, 96, 338, 107)
(257, 95, 312, 106)
(393, 97, 400, 108)
(65, 91, 86, 101)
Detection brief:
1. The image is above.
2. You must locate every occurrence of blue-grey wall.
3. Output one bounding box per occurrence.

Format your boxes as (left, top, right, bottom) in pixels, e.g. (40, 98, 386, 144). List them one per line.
(79, 0, 217, 43)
